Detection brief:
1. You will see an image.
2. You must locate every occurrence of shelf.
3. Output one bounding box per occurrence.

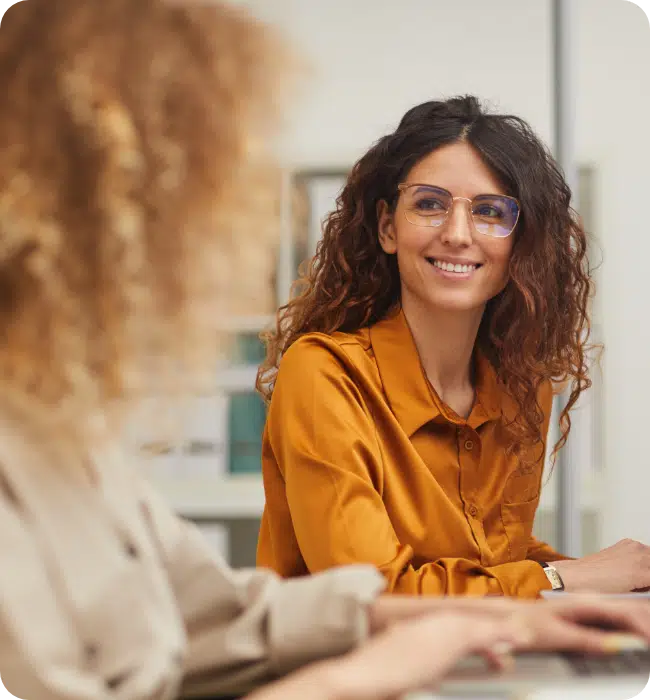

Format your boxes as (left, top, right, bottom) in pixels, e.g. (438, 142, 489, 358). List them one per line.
(146, 469, 603, 523)
(148, 473, 265, 520)
(215, 366, 259, 392)
(217, 315, 275, 333)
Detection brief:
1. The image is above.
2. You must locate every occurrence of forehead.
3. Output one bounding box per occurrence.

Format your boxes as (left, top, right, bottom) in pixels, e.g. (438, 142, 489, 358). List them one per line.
(405, 142, 506, 197)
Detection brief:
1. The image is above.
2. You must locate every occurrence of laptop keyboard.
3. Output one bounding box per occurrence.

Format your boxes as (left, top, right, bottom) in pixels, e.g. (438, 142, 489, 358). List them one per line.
(564, 649, 650, 676)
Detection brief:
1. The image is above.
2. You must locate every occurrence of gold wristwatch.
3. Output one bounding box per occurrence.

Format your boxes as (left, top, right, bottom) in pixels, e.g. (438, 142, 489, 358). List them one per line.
(539, 561, 565, 591)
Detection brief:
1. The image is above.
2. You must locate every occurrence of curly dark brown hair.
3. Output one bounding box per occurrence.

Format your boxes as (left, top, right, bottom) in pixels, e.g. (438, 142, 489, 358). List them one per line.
(257, 96, 594, 461)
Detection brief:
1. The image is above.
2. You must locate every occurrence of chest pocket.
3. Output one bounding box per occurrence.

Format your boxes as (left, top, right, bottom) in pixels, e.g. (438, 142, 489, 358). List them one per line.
(500, 463, 543, 561)
(502, 463, 542, 504)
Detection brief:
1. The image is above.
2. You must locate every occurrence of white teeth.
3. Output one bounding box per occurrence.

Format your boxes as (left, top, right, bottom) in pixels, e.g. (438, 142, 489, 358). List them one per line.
(432, 259, 477, 274)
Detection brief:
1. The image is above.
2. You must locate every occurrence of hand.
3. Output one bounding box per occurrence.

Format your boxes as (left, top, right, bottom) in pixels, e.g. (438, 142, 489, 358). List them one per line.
(512, 596, 650, 653)
(250, 597, 650, 700)
(370, 593, 650, 653)
(367, 593, 523, 633)
(551, 539, 650, 593)
(247, 611, 527, 700)
(369, 589, 650, 636)
(349, 598, 650, 699)
(313, 612, 531, 700)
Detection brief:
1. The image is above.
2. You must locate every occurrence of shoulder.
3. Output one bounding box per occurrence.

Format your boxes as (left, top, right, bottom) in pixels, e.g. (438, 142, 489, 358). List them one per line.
(278, 328, 374, 379)
(270, 329, 379, 414)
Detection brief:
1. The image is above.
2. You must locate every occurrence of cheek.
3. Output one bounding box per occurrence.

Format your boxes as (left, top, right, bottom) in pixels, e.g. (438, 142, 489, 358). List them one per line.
(394, 222, 433, 256)
(484, 239, 513, 279)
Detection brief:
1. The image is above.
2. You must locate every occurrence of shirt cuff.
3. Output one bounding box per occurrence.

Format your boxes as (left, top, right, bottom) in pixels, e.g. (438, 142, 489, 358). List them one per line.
(493, 559, 553, 598)
(268, 565, 385, 676)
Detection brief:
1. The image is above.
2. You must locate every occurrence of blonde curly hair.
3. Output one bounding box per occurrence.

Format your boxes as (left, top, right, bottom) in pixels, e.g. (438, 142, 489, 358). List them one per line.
(0, 0, 287, 434)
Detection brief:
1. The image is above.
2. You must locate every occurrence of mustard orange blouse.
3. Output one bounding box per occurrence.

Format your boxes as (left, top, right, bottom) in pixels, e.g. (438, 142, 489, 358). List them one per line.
(257, 309, 570, 598)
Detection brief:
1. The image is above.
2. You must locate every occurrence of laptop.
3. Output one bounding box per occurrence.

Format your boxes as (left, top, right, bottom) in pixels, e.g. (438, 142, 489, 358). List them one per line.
(206, 593, 650, 700)
(407, 679, 647, 700)
(418, 591, 650, 699)
(441, 645, 648, 696)
(401, 638, 650, 699)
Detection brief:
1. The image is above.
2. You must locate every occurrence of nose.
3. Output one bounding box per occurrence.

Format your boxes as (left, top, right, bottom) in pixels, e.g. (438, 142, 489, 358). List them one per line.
(440, 198, 473, 248)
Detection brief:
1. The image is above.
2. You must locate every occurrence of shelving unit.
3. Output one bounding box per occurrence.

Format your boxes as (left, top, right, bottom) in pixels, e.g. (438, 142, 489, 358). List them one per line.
(139, 356, 268, 564)
(148, 473, 265, 521)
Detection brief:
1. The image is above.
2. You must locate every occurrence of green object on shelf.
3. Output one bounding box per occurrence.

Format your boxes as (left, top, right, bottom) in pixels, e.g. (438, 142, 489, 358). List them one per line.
(228, 392, 266, 474)
(232, 333, 266, 366)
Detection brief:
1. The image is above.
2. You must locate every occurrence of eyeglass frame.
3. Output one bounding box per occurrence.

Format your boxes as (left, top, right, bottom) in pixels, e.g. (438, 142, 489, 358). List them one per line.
(396, 182, 521, 238)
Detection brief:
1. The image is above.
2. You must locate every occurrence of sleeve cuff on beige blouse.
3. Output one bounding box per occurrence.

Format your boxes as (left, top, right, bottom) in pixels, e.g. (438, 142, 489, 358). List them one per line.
(267, 565, 386, 676)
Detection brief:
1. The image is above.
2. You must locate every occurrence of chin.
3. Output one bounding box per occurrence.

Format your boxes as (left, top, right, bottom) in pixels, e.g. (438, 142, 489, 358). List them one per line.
(423, 293, 487, 313)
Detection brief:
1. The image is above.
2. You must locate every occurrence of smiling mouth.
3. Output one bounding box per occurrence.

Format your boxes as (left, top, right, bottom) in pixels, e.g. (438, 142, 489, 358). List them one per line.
(426, 257, 483, 274)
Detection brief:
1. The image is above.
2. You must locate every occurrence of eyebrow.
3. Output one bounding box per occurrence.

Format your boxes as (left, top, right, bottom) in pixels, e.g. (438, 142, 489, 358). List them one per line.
(409, 184, 451, 197)
(407, 183, 511, 198)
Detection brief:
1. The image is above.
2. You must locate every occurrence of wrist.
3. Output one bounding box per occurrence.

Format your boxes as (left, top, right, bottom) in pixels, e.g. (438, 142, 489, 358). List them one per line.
(310, 662, 358, 700)
(315, 656, 384, 700)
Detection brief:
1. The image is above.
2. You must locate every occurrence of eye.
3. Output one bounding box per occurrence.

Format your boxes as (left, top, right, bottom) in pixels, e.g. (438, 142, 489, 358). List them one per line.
(415, 197, 446, 212)
(474, 203, 504, 219)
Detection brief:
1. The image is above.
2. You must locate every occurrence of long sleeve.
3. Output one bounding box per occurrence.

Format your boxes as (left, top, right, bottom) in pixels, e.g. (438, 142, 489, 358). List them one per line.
(0, 393, 384, 700)
(138, 479, 385, 698)
(259, 337, 552, 600)
(526, 535, 574, 563)
(0, 495, 111, 700)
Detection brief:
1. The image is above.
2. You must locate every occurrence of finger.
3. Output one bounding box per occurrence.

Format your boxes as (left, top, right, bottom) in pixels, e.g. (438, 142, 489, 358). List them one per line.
(568, 629, 648, 655)
(557, 602, 650, 641)
(541, 620, 647, 654)
(479, 645, 515, 672)
(467, 618, 534, 656)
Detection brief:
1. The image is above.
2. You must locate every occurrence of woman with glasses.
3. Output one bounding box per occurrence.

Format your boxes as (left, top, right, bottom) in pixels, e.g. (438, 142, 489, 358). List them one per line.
(257, 96, 650, 598)
(0, 4, 523, 699)
(8, 4, 650, 699)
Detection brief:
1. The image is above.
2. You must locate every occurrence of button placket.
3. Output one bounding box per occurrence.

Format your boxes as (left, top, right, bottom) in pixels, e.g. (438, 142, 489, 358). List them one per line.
(458, 428, 484, 557)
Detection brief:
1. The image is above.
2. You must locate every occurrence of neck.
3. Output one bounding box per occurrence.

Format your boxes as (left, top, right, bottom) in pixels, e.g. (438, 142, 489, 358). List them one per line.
(401, 294, 484, 397)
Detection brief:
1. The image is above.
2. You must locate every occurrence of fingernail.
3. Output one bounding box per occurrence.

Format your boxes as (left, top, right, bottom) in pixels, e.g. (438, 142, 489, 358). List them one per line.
(601, 634, 649, 653)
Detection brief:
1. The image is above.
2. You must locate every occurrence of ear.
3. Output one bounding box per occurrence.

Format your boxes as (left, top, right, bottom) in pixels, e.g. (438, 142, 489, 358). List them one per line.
(377, 200, 397, 254)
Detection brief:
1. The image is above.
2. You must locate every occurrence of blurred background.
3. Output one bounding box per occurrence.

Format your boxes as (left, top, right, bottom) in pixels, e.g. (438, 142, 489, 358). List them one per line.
(134, 0, 650, 567)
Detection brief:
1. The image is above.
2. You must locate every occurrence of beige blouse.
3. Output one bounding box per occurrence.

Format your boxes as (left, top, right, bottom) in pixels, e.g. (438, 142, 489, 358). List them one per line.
(0, 394, 385, 700)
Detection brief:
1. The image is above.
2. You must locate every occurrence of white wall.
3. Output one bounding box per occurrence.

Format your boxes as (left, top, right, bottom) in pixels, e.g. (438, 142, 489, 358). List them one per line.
(237, 0, 553, 167)
(574, 0, 650, 544)
(237, 0, 650, 547)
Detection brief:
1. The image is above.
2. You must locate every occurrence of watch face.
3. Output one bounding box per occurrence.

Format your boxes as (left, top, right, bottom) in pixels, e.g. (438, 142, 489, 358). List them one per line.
(545, 568, 563, 590)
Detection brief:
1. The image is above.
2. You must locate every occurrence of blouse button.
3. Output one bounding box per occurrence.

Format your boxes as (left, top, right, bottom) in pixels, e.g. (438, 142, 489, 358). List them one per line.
(464, 439, 474, 451)
(124, 541, 139, 558)
(468, 505, 479, 517)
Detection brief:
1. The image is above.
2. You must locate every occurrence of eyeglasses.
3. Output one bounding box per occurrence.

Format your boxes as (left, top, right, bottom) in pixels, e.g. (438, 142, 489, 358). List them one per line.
(397, 183, 520, 238)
